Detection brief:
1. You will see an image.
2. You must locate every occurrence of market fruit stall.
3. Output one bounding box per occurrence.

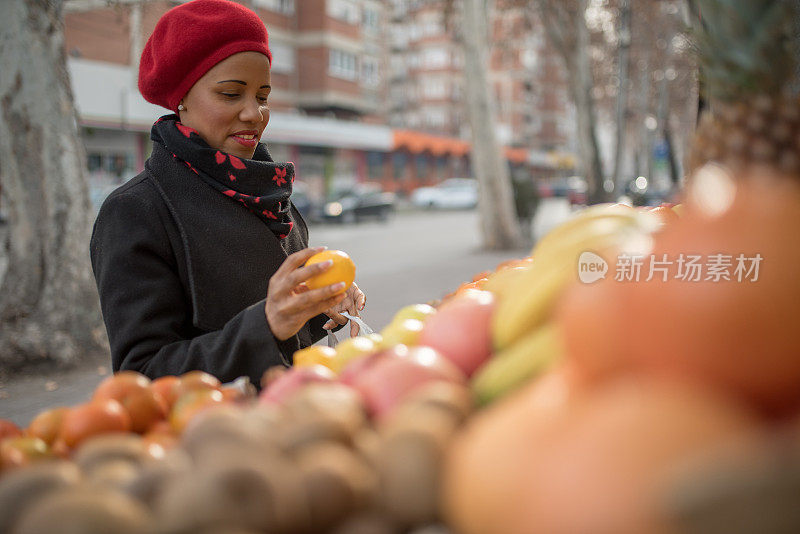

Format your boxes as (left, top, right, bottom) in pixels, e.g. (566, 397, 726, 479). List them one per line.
(2, 170, 800, 534)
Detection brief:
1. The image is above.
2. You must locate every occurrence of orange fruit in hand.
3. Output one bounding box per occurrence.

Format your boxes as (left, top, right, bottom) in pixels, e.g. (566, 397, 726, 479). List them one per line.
(304, 249, 356, 294)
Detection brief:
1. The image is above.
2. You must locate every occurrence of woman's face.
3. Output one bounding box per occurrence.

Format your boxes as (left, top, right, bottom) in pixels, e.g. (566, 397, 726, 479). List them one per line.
(179, 51, 271, 159)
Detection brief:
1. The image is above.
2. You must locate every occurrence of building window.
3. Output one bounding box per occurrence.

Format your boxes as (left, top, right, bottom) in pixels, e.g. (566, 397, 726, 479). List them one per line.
(393, 151, 408, 180)
(361, 56, 380, 88)
(329, 49, 358, 81)
(363, 7, 379, 33)
(367, 151, 384, 180)
(253, 0, 295, 15)
(327, 0, 360, 25)
(423, 107, 447, 128)
(269, 42, 295, 74)
(422, 78, 446, 99)
(421, 47, 449, 69)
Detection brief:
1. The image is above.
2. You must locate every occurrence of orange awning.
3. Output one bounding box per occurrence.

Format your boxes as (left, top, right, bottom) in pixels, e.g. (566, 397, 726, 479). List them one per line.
(392, 130, 529, 163)
(504, 147, 529, 164)
(393, 130, 472, 157)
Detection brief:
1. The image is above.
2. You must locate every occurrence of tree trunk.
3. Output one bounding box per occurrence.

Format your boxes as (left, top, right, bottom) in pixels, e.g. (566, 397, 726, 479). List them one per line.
(792, 0, 800, 96)
(636, 50, 652, 179)
(0, 0, 107, 370)
(612, 0, 631, 195)
(657, 76, 680, 187)
(462, 0, 523, 250)
(572, 0, 608, 204)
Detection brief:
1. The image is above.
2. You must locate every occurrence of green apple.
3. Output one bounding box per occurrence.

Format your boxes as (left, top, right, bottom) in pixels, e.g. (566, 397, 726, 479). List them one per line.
(391, 303, 437, 325)
(332, 336, 378, 373)
(378, 319, 424, 349)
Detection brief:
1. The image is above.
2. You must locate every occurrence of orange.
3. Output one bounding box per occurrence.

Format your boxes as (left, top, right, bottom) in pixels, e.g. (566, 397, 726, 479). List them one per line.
(93, 371, 167, 433)
(58, 399, 132, 448)
(26, 407, 70, 446)
(293, 345, 338, 371)
(304, 249, 356, 294)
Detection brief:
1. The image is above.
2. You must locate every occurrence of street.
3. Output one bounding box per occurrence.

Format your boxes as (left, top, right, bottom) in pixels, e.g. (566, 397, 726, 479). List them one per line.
(0, 200, 573, 426)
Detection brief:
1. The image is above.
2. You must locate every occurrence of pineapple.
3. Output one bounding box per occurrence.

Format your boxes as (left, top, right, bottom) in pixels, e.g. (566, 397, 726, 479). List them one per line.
(687, 0, 800, 178)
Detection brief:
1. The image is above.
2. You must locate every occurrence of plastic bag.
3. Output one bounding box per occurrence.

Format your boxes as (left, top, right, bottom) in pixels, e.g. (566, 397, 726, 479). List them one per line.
(326, 311, 374, 348)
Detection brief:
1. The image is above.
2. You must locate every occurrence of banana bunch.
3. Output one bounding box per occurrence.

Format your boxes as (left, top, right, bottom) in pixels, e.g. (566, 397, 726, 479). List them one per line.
(490, 206, 657, 351)
(490, 205, 660, 352)
(472, 323, 562, 406)
(469, 205, 661, 404)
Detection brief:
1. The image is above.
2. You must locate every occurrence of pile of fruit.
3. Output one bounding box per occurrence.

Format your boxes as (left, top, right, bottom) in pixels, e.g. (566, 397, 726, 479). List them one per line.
(2, 173, 799, 533)
(0, 199, 679, 533)
(444, 170, 800, 534)
(0, 364, 471, 533)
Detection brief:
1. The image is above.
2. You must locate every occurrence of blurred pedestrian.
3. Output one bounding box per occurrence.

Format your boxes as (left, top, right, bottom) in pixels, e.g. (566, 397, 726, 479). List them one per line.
(512, 174, 540, 240)
(90, 0, 365, 387)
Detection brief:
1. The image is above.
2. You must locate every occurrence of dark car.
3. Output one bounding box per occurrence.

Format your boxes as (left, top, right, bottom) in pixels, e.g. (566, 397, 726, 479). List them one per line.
(322, 183, 396, 224)
(624, 176, 676, 207)
(538, 176, 588, 205)
(290, 181, 322, 223)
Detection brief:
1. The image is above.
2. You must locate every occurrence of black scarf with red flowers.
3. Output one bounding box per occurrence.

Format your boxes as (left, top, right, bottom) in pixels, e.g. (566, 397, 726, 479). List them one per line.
(151, 114, 295, 239)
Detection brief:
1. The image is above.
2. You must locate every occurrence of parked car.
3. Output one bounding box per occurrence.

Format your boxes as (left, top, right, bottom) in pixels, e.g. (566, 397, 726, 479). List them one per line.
(624, 176, 676, 206)
(410, 178, 478, 210)
(322, 183, 396, 224)
(566, 176, 588, 206)
(537, 176, 587, 205)
(290, 181, 321, 223)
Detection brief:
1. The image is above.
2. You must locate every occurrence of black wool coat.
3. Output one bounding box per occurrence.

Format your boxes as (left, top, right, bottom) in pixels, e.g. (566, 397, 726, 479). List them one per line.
(90, 144, 328, 387)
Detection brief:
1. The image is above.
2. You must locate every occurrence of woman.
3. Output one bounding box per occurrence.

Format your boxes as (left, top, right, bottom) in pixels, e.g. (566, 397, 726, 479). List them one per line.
(90, 0, 364, 387)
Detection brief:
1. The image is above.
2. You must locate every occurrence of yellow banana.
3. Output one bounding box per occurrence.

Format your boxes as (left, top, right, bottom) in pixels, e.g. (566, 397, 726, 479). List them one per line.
(482, 263, 534, 301)
(491, 210, 657, 350)
(472, 323, 563, 406)
(533, 205, 654, 259)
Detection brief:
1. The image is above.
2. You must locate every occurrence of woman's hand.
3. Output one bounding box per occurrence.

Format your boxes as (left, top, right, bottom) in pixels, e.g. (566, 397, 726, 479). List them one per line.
(323, 282, 366, 337)
(265, 247, 346, 341)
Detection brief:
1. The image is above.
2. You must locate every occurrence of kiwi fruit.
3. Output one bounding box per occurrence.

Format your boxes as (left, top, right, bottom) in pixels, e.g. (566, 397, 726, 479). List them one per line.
(328, 510, 400, 534)
(180, 405, 278, 461)
(156, 462, 310, 534)
(284, 383, 367, 437)
(0, 461, 82, 533)
(399, 381, 474, 424)
(121, 456, 189, 509)
(376, 430, 447, 528)
(86, 459, 141, 490)
(73, 434, 157, 473)
(12, 486, 153, 534)
(296, 442, 380, 529)
(278, 416, 354, 452)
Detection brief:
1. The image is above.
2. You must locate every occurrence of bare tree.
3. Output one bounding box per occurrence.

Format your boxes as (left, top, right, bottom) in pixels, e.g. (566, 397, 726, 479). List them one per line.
(461, 0, 524, 249)
(611, 0, 631, 192)
(533, 0, 610, 203)
(0, 0, 106, 370)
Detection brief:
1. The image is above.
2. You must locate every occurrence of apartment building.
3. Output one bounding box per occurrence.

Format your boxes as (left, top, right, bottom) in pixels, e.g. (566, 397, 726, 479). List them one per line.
(63, 0, 573, 200)
(387, 0, 575, 181)
(64, 0, 394, 200)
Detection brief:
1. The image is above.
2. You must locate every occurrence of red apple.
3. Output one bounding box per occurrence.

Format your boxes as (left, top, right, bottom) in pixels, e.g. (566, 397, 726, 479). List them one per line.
(338, 347, 396, 387)
(258, 365, 336, 405)
(0, 419, 23, 441)
(348, 345, 466, 419)
(418, 290, 496, 377)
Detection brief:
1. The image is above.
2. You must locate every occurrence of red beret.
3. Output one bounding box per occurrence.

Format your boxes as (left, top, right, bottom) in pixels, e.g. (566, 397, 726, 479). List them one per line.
(138, 0, 272, 112)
